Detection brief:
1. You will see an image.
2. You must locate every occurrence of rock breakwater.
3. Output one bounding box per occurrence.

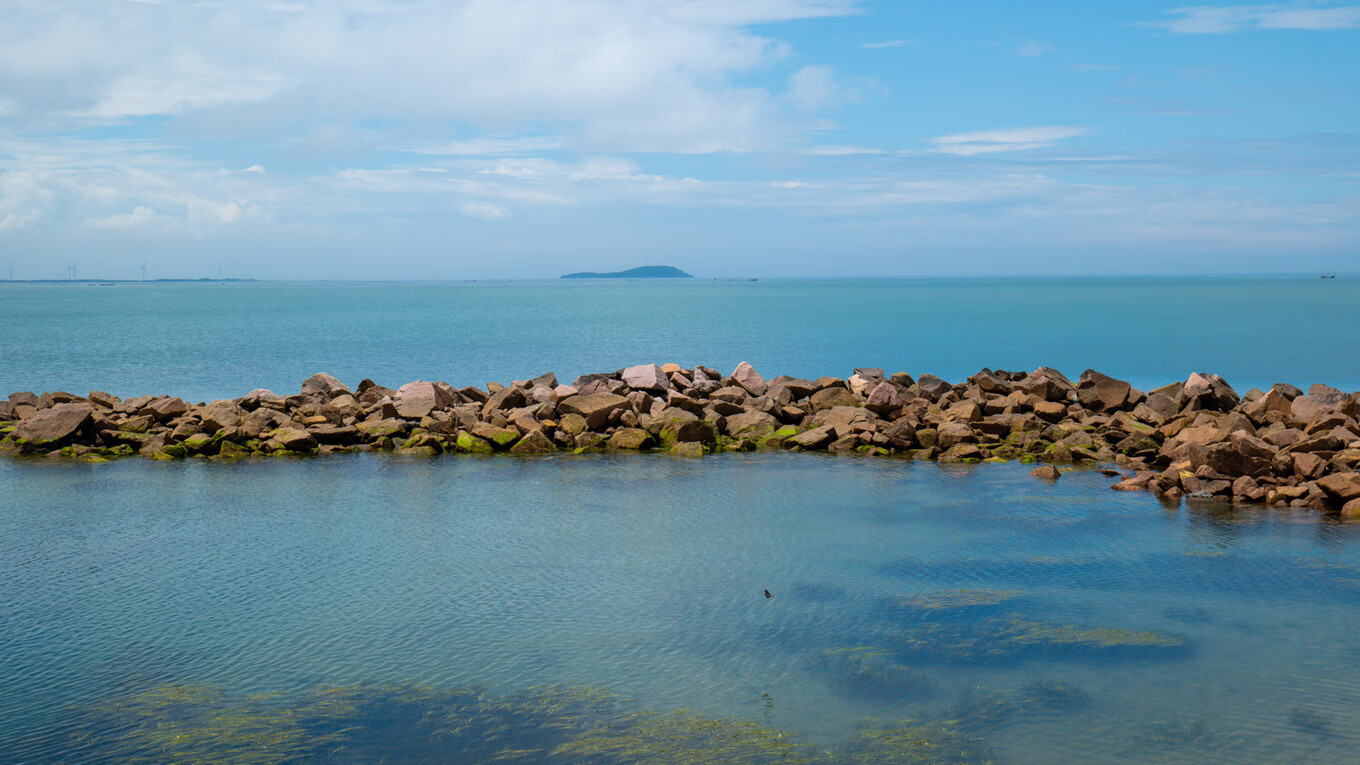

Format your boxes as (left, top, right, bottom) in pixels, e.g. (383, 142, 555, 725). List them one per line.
(4, 364, 1360, 516)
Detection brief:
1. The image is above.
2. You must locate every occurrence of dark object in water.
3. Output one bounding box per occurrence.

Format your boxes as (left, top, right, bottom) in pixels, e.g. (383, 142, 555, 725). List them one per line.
(764, 589, 773, 598)
(1321, 275, 1336, 279)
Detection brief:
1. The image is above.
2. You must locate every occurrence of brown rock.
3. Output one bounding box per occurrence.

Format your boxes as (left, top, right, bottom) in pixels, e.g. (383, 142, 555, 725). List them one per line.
(1317, 472, 1360, 504)
(142, 397, 190, 422)
(1015, 367, 1076, 403)
(271, 427, 318, 451)
(724, 410, 780, 439)
(1033, 400, 1067, 422)
(865, 381, 904, 415)
(1030, 464, 1061, 480)
(936, 421, 976, 450)
(809, 387, 858, 412)
(308, 424, 361, 444)
(14, 403, 94, 448)
(1188, 432, 1276, 478)
(301, 373, 352, 400)
(509, 429, 555, 454)
(1077, 370, 1132, 413)
(558, 392, 630, 430)
(913, 374, 953, 401)
(1341, 498, 1360, 519)
(1292, 452, 1328, 480)
(729, 361, 769, 397)
(1290, 392, 1356, 425)
(607, 427, 655, 450)
(787, 425, 835, 450)
(621, 363, 670, 393)
(1179, 373, 1239, 412)
(768, 376, 818, 399)
(394, 381, 455, 419)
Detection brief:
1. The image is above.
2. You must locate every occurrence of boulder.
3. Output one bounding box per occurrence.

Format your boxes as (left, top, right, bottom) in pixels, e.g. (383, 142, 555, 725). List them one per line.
(1179, 373, 1239, 412)
(395, 381, 455, 419)
(1317, 473, 1360, 505)
(1291, 392, 1356, 425)
(1188, 432, 1276, 477)
(730, 362, 769, 397)
(865, 381, 904, 415)
(621, 363, 670, 393)
(767, 376, 818, 399)
(142, 397, 190, 422)
(787, 425, 834, 450)
(608, 428, 655, 450)
(271, 427, 318, 452)
(808, 387, 858, 413)
(1077, 370, 1132, 413)
(308, 424, 361, 445)
(914, 375, 953, 401)
(1015, 367, 1075, 403)
(1030, 464, 1061, 480)
(301, 373, 352, 400)
(470, 423, 521, 449)
(936, 421, 976, 450)
(509, 429, 554, 454)
(356, 418, 408, 439)
(14, 403, 94, 449)
(558, 393, 631, 430)
(199, 401, 245, 433)
(724, 411, 780, 440)
(87, 391, 121, 409)
(1243, 389, 1293, 425)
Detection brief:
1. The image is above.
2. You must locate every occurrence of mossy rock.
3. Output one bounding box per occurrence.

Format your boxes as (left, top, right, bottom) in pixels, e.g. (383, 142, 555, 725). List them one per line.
(394, 445, 440, 457)
(669, 441, 705, 458)
(455, 431, 494, 454)
(181, 433, 216, 454)
(607, 428, 655, 450)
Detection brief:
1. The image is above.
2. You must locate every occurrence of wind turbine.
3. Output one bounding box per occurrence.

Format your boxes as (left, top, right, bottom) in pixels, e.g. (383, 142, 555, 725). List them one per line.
(139, 262, 147, 281)
(66, 263, 77, 281)
(4, 264, 13, 281)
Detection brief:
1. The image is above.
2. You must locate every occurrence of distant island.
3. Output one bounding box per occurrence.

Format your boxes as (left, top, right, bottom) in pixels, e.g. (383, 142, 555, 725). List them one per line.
(560, 266, 693, 280)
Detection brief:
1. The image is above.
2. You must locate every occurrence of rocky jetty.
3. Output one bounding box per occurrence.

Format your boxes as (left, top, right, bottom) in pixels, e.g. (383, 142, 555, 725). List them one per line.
(4, 365, 1360, 517)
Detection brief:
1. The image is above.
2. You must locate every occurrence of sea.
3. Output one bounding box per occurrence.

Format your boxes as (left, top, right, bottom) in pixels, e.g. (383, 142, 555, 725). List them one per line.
(2, 276, 1358, 764)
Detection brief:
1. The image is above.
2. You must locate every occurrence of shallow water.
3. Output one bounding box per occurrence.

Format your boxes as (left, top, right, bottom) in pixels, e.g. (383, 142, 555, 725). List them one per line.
(3, 453, 1358, 763)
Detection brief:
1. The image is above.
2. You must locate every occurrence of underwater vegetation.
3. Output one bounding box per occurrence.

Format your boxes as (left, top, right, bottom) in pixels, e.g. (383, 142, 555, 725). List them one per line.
(938, 680, 1092, 732)
(67, 680, 999, 765)
(886, 590, 1024, 613)
(1131, 718, 1215, 750)
(1288, 706, 1334, 735)
(811, 647, 936, 702)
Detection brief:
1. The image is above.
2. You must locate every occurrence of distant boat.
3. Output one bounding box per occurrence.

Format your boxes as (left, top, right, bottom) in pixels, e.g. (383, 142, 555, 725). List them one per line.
(1321, 275, 1337, 279)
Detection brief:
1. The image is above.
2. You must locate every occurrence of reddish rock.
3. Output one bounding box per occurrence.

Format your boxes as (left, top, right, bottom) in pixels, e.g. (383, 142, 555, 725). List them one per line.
(558, 392, 630, 430)
(787, 425, 835, 450)
(936, 421, 976, 450)
(14, 403, 94, 448)
(914, 374, 953, 401)
(730, 361, 769, 397)
(1030, 464, 1061, 480)
(621, 363, 670, 393)
(271, 427, 318, 452)
(1015, 367, 1075, 403)
(1341, 498, 1360, 519)
(301, 373, 352, 400)
(808, 387, 858, 412)
(1317, 472, 1360, 504)
(1033, 400, 1067, 423)
(394, 381, 455, 419)
(1077, 370, 1132, 413)
(142, 397, 190, 422)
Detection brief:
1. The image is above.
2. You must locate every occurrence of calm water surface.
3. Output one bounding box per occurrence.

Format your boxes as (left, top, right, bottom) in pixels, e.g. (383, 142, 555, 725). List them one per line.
(2, 454, 1358, 763)
(3, 276, 1358, 400)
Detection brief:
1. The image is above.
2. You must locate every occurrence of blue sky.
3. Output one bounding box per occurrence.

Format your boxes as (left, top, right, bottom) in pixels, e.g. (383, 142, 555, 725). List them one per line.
(0, 0, 1356, 279)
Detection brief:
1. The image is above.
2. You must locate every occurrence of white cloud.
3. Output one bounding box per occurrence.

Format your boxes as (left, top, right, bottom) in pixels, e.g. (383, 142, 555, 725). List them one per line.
(88, 205, 161, 229)
(928, 126, 1089, 156)
(0, 0, 863, 153)
(459, 202, 511, 220)
(1150, 4, 1360, 33)
(805, 145, 887, 155)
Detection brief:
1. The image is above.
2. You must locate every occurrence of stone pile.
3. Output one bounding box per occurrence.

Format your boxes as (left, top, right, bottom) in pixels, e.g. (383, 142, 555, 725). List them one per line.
(3, 364, 1360, 516)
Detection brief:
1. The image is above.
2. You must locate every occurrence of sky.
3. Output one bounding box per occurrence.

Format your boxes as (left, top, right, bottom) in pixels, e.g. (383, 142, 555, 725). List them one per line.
(0, 0, 1357, 280)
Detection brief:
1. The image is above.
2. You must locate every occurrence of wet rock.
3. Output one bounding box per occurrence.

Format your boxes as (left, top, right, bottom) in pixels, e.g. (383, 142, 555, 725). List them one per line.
(938, 443, 983, 462)
(1030, 464, 1062, 480)
(787, 425, 835, 450)
(271, 427, 318, 452)
(308, 424, 361, 445)
(14, 403, 94, 449)
(455, 431, 495, 454)
(607, 428, 655, 450)
(509, 429, 554, 454)
(470, 423, 521, 450)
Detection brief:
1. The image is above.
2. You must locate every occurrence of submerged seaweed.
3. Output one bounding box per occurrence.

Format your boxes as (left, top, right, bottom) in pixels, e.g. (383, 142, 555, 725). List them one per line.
(812, 647, 936, 702)
(68, 680, 997, 765)
(886, 615, 1187, 665)
(939, 680, 1091, 731)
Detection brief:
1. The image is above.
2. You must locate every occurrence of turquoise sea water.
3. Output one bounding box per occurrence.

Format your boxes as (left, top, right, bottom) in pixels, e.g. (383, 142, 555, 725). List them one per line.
(2, 276, 1358, 400)
(2, 455, 1358, 763)
(4, 277, 1360, 763)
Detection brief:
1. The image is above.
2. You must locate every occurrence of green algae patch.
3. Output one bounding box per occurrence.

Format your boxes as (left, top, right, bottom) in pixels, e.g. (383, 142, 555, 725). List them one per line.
(1002, 618, 1185, 650)
(455, 431, 495, 454)
(892, 589, 1023, 611)
(72, 680, 998, 765)
(888, 614, 1186, 664)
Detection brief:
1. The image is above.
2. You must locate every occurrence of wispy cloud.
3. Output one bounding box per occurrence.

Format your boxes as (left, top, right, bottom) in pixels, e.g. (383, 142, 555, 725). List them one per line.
(1011, 41, 1055, 57)
(1148, 4, 1360, 33)
(927, 126, 1089, 156)
(860, 39, 916, 49)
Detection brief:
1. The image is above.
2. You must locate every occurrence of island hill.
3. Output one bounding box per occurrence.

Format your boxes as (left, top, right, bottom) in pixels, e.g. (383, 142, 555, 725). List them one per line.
(560, 266, 692, 280)
(5, 364, 1360, 517)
